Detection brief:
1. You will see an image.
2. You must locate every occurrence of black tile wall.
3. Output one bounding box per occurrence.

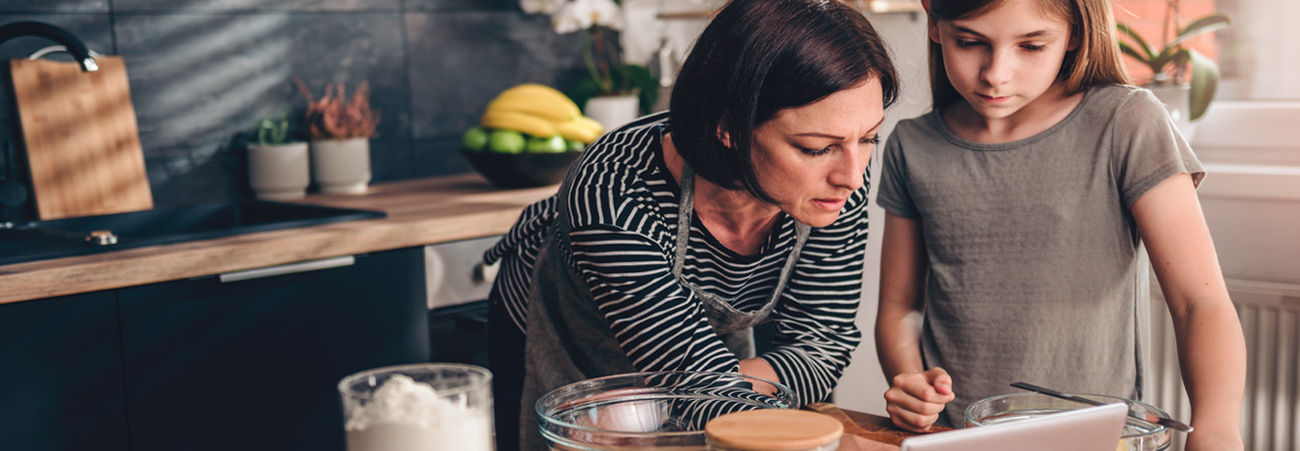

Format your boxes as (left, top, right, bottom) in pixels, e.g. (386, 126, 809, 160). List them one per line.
(1, 0, 585, 211)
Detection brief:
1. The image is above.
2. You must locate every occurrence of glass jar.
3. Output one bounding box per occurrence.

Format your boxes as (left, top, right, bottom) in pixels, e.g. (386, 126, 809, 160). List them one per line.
(706, 410, 843, 451)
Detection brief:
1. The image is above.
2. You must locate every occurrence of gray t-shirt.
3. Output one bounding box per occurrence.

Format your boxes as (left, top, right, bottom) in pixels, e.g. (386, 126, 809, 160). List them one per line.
(876, 84, 1204, 427)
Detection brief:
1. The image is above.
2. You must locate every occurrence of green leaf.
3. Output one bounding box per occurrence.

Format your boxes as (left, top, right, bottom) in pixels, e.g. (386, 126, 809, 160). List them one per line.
(1187, 49, 1220, 121)
(620, 64, 659, 115)
(1116, 23, 1156, 60)
(1172, 14, 1231, 48)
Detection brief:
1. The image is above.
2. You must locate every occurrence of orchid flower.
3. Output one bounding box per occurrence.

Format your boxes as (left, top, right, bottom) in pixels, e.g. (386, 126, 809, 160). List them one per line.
(549, 0, 625, 34)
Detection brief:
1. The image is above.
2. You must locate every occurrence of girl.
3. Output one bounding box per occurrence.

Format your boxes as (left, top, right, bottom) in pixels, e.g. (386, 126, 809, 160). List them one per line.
(485, 0, 900, 449)
(873, 1, 1245, 450)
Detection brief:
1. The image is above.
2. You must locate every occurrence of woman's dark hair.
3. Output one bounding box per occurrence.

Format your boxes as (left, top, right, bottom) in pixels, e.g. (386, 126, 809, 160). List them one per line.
(669, 0, 899, 202)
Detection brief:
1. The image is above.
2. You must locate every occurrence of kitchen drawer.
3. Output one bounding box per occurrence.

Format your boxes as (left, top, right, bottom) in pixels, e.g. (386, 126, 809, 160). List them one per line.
(424, 235, 501, 309)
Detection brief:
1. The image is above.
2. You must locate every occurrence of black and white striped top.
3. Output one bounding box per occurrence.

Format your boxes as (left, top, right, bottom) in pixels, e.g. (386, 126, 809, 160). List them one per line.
(484, 112, 868, 405)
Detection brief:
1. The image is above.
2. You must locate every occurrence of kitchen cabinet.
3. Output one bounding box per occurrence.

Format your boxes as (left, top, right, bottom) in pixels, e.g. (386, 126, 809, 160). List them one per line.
(0, 290, 130, 451)
(116, 247, 429, 451)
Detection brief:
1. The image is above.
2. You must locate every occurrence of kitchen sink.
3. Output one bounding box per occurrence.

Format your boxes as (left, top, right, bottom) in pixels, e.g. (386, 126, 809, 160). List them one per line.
(0, 200, 385, 267)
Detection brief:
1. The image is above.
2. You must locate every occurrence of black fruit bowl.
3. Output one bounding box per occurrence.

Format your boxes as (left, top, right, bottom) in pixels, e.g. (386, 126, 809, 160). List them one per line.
(462, 150, 583, 188)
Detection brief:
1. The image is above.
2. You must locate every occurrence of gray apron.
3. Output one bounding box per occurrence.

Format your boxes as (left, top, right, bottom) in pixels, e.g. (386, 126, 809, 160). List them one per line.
(517, 163, 811, 450)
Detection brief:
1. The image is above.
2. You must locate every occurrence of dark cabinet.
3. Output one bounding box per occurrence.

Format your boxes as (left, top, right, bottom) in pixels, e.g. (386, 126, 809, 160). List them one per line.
(116, 247, 429, 451)
(0, 290, 131, 451)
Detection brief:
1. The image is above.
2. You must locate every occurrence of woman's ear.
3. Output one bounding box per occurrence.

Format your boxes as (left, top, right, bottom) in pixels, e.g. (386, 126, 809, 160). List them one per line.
(1067, 33, 1080, 51)
(715, 124, 732, 148)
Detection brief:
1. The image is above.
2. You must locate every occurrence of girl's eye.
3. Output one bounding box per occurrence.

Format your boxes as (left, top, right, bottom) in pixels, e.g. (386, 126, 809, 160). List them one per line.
(1022, 44, 1047, 52)
(861, 136, 880, 146)
(955, 39, 984, 48)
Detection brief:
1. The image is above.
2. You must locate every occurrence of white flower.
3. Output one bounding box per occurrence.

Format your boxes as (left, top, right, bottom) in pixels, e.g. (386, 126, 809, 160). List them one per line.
(549, 0, 625, 34)
(520, 0, 565, 14)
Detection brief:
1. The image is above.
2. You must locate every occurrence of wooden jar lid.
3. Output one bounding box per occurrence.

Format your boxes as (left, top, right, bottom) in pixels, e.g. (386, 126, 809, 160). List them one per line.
(705, 410, 843, 451)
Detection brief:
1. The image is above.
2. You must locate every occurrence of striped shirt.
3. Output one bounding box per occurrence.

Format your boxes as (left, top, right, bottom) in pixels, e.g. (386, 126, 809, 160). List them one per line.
(484, 112, 867, 405)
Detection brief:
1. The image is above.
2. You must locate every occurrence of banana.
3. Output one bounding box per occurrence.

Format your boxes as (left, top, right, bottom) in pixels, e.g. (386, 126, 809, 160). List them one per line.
(556, 120, 599, 144)
(491, 84, 581, 120)
(486, 95, 576, 123)
(573, 116, 605, 135)
(481, 110, 556, 138)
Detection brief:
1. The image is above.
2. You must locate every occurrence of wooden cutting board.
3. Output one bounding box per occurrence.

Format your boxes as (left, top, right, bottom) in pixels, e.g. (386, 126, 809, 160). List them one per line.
(9, 56, 152, 220)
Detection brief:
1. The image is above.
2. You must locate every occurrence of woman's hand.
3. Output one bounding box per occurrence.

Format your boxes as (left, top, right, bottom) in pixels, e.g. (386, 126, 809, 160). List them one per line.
(883, 367, 954, 433)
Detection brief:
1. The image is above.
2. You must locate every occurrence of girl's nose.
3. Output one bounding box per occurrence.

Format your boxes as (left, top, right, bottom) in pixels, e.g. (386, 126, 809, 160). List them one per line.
(981, 50, 1013, 87)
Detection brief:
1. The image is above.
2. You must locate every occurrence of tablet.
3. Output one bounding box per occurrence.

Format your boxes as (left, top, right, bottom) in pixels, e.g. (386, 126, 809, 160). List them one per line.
(900, 403, 1128, 451)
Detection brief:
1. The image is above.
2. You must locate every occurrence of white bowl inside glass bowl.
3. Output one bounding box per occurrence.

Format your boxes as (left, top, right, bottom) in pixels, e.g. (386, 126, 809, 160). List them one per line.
(537, 371, 798, 451)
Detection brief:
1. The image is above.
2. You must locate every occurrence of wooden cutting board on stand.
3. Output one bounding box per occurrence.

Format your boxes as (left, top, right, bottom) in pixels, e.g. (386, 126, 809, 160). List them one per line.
(9, 55, 152, 220)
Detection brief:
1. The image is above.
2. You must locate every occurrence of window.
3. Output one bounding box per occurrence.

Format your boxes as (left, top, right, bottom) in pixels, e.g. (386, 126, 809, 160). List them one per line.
(1113, 0, 1300, 101)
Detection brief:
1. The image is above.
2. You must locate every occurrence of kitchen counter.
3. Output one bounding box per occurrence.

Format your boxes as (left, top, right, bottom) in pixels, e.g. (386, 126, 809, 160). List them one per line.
(0, 174, 556, 305)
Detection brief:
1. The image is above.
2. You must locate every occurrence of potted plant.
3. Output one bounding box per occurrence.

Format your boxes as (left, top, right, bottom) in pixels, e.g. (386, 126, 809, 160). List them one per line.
(523, 0, 658, 131)
(1117, 1, 1230, 139)
(246, 107, 310, 200)
(294, 77, 381, 194)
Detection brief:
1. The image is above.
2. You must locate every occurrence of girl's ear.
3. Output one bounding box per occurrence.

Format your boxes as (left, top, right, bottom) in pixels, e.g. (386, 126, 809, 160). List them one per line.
(927, 17, 942, 44)
(1067, 33, 1080, 51)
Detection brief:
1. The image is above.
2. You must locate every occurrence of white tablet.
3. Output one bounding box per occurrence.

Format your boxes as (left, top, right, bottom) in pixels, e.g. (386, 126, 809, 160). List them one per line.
(900, 403, 1128, 451)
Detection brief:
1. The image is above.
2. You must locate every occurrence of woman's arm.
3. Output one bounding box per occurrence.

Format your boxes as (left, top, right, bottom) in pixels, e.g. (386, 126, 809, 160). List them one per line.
(875, 212, 953, 432)
(1131, 173, 1246, 451)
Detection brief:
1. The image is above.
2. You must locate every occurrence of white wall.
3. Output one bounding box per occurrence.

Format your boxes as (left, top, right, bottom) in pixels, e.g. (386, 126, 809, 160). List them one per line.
(833, 10, 933, 415)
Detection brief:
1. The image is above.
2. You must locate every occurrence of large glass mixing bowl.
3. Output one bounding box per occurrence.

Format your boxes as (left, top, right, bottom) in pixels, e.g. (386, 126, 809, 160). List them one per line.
(966, 392, 1172, 451)
(537, 371, 798, 451)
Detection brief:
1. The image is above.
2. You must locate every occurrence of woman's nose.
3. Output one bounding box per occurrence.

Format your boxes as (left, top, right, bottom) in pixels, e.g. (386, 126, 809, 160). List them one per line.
(829, 146, 868, 191)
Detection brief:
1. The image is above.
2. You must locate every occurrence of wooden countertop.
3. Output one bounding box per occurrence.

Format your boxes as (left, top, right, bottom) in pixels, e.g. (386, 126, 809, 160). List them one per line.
(0, 174, 557, 305)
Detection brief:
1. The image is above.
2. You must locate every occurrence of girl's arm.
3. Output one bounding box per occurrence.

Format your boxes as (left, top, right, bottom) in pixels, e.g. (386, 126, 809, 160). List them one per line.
(875, 212, 953, 432)
(1131, 172, 1246, 451)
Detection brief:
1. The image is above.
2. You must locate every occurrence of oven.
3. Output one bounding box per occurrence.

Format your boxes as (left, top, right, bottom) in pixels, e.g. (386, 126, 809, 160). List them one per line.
(424, 236, 500, 367)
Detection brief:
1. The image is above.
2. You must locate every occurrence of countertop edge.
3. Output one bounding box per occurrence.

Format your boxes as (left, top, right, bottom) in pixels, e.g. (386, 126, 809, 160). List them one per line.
(0, 174, 556, 305)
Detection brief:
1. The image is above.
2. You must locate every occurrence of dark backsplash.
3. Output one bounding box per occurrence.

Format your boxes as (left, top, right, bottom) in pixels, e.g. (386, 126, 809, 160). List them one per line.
(0, 0, 588, 211)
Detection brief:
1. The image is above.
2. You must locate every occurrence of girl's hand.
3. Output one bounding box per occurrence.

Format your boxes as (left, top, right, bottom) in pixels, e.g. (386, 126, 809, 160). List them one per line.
(1183, 428, 1244, 451)
(883, 367, 954, 433)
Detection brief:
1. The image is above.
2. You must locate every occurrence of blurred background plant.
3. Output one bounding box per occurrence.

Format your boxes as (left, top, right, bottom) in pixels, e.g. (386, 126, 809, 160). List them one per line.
(293, 77, 381, 140)
(522, 0, 658, 115)
(1116, 0, 1230, 121)
(253, 106, 301, 146)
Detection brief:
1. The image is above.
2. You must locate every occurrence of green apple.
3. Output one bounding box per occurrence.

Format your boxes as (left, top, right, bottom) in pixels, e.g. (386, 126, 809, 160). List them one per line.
(461, 126, 489, 152)
(566, 139, 585, 152)
(487, 129, 526, 154)
(526, 134, 568, 153)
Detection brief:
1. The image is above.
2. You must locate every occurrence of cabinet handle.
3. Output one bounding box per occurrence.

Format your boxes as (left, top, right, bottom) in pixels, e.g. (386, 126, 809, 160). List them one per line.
(219, 256, 355, 283)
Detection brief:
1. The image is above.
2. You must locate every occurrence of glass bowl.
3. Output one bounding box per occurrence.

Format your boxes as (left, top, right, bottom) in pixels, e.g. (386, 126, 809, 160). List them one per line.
(537, 371, 798, 451)
(965, 392, 1172, 451)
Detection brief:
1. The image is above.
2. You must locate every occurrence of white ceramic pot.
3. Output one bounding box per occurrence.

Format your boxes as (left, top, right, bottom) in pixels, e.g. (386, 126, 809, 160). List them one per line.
(584, 95, 640, 132)
(310, 137, 371, 195)
(1146, 84, 1198, 143)
(247, 142, 310, 201)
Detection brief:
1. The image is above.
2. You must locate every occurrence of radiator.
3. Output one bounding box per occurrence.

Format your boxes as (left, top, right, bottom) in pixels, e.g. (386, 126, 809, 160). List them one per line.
(1149, 278, 1300, 451)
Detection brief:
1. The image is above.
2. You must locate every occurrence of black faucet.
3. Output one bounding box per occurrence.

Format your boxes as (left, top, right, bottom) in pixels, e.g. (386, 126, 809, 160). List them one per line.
(0, 21, 98, 72)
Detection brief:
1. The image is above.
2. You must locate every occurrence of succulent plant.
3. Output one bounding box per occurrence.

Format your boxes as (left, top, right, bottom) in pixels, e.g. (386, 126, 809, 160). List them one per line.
(1117, 2, 1231, 121)
(254, 106, 299, 146)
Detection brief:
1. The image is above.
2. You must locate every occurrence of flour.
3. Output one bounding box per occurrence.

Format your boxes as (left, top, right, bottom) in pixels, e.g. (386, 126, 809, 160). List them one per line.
(344, 374, 493, 451)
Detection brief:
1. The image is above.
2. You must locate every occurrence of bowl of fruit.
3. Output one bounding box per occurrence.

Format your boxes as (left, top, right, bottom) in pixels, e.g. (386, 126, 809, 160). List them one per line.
(461, 84, 603, 188)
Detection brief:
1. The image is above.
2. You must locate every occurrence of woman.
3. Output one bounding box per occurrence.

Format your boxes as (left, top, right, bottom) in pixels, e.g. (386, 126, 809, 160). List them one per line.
(484, 0, 899, 449)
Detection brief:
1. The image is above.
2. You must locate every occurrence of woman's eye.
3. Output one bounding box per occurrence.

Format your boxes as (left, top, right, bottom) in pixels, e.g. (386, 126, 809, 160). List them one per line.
(861, 136, 880, 145)
(801, 146, 832, 156)
(955, 39, 984, 48)
(1022, 44, 1047, 52)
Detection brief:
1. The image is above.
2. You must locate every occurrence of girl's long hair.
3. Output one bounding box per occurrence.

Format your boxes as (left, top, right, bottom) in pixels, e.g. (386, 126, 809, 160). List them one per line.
(927, 0, 1132, 109)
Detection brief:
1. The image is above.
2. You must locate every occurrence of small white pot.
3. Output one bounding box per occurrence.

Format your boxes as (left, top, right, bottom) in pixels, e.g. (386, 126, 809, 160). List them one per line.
(247, 142, 310, 201)
(310, 137, 372, 195)
(1146, 84, 1198, 143)
(585, 95, 640, 132)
